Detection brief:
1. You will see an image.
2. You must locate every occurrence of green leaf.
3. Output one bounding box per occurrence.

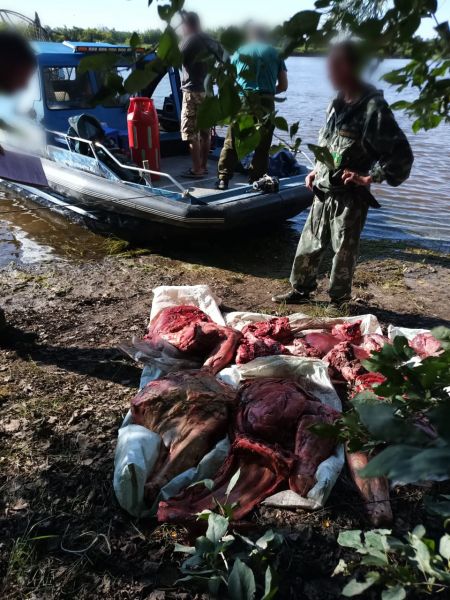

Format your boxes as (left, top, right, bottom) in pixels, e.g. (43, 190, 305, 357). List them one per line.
(289, 121, 300, 138)
(431, 326, 450, 350)
(206, 513, 229, 544)
(338, 530, 364, 551)
(439, 534, 450, 560)
(78, 52, 119, 74)
(124, 64, 159, 93)
(157, 27, 181, 66)
(360, 445, 450, 483)
(228, 558, 256, 600)
(342, 572, 380, 597)
(129, 32, 141, 47)
(283, 11, 321, 38)
(226, 468, 241, 497)
(307, 143, 335, 170)
(173, 543, 195, 554)
(220, 27, 245, 53)
(274, 116, 289, 132)
(390, 100, 411, 110)
(235, 128, 261, 160)
(255, 529, 283, 550)
(424, 494, 450, 518)
(261, 566, 278, 600)
(158, 0, 184, 22)
(382, 586, 407, 600)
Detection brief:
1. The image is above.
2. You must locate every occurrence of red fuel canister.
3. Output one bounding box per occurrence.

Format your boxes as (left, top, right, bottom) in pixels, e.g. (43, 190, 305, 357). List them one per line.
(127, 97, 160, 180)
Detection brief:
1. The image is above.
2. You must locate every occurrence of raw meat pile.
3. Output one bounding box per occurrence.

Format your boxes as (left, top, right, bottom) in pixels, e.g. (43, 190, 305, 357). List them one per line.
(131, 370, 237, 503)
(158, 378, 340, 522)
(235, 317, 389, 388)
(235, 317, 292, 364)
(144, 306, 242, 374)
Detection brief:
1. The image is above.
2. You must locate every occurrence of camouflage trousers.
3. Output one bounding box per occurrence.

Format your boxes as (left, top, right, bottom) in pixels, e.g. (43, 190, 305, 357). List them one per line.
(290, 192, 368, 302)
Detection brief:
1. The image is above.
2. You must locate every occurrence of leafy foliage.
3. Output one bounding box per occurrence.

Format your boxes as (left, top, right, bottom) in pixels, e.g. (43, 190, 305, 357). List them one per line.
(317, 328, 450, 482)
(336, 524, 450, 598)
(77, 0, 448, 162)
(174, 471, 282, 599)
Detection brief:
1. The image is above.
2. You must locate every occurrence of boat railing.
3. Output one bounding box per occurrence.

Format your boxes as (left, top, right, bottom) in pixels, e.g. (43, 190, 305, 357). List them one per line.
(45, 129, 190, 197)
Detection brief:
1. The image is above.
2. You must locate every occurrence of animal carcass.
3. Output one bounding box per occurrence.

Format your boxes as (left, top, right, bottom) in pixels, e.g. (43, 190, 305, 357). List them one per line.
(144, 305, 242, 373)
(131, 369, 237, 502)
(235, 317, 292, 364)
(158, 378, 339, 521)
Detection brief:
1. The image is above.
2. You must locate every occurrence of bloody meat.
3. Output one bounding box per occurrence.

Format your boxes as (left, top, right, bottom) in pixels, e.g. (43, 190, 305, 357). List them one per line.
(145, 305, 242, 373)
(158, 378, 340, 521)
(131, 369, 237, 503)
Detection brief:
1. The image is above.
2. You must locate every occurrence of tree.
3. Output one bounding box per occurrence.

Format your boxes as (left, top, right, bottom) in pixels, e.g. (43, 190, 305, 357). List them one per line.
(81, 0, 449, 157)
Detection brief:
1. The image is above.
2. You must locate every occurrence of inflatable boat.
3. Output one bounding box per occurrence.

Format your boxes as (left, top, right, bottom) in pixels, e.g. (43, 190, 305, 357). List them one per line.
(0, 38, 312, 232)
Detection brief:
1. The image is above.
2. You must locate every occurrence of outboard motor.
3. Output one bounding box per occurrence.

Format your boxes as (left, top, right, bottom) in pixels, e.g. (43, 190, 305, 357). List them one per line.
(67, 114, 143, 184)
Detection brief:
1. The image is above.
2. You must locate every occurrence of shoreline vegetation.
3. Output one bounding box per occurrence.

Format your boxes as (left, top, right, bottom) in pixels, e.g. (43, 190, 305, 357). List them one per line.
(48, 25, 434, 59)
(1, 236, 449, 598)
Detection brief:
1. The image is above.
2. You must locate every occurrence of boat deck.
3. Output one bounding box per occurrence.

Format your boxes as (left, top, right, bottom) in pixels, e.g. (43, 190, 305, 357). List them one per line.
(158, 155, 251, 198)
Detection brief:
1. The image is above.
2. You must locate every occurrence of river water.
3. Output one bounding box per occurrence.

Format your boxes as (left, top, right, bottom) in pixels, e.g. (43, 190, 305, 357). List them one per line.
(1, 57, 449, 266)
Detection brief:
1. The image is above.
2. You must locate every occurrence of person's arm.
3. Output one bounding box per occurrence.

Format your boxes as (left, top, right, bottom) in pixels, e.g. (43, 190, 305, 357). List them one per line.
(344, 99, 414, 188)
(276, 69, 288, 94)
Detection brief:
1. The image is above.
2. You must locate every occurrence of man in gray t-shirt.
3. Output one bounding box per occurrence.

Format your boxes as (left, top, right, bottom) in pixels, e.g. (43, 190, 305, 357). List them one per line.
(179, 12, 222, 178)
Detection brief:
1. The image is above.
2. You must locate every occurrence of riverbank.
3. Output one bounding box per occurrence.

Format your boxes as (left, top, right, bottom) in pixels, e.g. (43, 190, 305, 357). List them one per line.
(1, 239, 449, 599)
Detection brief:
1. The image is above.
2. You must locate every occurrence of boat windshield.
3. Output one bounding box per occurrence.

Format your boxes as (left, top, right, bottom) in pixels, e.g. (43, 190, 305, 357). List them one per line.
(43, 65, 131, 110)
(43, 66, 94, 110)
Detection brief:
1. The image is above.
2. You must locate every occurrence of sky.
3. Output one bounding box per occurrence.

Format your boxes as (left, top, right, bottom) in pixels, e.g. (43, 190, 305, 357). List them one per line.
(8, 0, 450, 37)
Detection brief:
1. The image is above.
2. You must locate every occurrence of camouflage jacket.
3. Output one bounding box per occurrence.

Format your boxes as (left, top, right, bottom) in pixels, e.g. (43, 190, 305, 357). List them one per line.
(315, 85, 414, 193)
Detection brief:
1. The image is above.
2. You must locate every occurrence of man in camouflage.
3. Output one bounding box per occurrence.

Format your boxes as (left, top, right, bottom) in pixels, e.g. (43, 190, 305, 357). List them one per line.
(273, 41, 414, 306)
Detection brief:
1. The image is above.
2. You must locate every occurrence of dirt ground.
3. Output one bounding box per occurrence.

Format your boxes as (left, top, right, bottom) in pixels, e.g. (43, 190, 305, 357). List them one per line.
(1, 234, 449, 599)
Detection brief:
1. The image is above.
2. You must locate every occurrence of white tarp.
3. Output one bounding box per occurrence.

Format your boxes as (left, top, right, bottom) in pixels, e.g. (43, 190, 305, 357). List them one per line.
(114, 284, 383, 516)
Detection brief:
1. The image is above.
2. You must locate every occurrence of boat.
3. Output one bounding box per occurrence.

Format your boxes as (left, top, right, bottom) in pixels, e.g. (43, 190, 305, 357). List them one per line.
(0, 33, 313, 233)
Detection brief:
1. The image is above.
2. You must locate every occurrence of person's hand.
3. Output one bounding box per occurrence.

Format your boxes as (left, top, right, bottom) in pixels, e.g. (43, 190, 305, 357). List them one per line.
(305, 170, 316, 191)
(342, 170, 372, 186)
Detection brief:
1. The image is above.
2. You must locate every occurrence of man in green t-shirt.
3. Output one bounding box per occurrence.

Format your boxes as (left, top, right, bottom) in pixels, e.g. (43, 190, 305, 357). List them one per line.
(216, 25, 288, 190)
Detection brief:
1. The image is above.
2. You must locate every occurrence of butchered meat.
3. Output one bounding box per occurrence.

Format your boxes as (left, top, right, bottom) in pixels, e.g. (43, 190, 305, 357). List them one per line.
(409, 332, 443, 358)
(158, 435, 295, 522)
(158, 378, 340, 521)
(144, 305, 242, 373)
(331, 321, 362, 343)
(235, 317, 293, 364)
(131, 369, 237, 503)
(301, 332, 338, 357)
(236, 378, 314, 448)
(290, 337, 323, 358)
(324, 341, 365, 382)
(352, 333, 388, 360)
(289, 407, 339, 496)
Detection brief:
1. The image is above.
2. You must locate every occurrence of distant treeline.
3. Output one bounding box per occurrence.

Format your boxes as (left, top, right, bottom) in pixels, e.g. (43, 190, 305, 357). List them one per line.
(48, 25, 428, 58)
(49, 26, 163, 46)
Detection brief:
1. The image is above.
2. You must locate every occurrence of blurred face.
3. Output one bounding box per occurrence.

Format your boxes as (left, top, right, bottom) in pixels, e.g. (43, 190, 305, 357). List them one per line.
(0, 63, 35, 95)
(327, 48, 355, 91)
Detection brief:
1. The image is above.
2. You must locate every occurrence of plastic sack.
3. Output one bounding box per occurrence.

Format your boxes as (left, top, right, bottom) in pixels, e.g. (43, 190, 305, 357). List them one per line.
(150, 285, 225, 324)
(219, 354, 344, 510)
(387, 325, 429, 341)
(113, 423, 161, 517)
(150, 437, 231, 514)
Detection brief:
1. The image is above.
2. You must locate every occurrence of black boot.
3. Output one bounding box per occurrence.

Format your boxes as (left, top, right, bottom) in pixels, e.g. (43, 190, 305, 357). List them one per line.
(272, 288, 311, 304)
(215, 178, 228, 191)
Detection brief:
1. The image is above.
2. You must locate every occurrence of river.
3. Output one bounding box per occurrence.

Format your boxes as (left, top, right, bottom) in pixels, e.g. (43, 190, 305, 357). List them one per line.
(1, 56, 449, 266)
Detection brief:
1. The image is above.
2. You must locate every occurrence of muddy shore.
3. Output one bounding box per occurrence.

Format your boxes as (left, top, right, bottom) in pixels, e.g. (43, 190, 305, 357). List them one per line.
(1, 236, 449, 599)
